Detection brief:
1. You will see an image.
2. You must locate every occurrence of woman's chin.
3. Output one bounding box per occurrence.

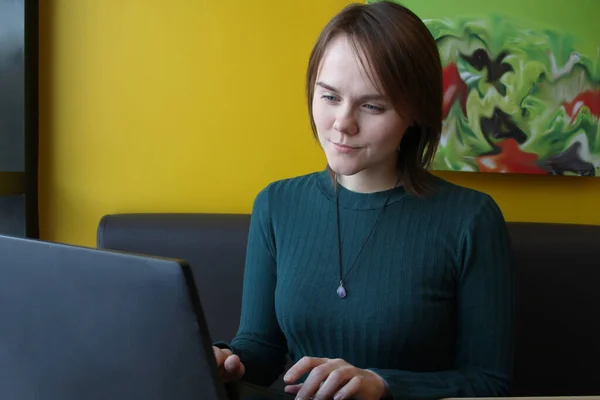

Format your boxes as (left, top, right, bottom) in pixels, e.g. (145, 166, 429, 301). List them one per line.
(326, 160, 363, 177)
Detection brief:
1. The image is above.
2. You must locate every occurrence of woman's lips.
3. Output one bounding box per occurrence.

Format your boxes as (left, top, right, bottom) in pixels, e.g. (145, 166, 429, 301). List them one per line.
(332, 142, 360, 154)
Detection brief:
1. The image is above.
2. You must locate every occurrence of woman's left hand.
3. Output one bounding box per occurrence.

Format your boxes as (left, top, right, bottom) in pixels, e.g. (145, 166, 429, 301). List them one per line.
(283, 357, 387, 400)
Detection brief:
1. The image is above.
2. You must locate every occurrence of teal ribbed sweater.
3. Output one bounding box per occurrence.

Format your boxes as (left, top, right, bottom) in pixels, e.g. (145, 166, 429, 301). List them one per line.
(218, 170, 514, 399)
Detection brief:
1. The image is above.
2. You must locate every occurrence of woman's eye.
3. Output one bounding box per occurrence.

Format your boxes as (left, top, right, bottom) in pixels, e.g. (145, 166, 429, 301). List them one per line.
(321, 94, 338, 102)
(364, 104, 384, 112)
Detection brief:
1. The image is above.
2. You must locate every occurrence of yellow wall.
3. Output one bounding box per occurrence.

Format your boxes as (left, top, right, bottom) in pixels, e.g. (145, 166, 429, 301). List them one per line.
(38, 0, 600, 248)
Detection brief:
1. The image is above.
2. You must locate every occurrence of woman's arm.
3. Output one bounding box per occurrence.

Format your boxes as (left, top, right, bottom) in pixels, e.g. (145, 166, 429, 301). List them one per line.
(369, 195, 515, 399)
(214, 184, 288, 387)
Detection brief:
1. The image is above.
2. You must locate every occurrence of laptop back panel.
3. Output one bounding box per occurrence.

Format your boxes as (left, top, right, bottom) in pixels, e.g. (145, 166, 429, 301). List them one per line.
(0, 235, 227, 400)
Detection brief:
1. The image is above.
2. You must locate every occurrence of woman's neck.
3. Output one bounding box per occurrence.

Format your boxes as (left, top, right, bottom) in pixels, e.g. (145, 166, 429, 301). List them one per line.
(336, 166, 400, 194)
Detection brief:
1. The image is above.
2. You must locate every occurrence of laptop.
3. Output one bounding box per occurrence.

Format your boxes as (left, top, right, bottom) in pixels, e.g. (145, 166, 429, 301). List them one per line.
(0, 234, 295, 400)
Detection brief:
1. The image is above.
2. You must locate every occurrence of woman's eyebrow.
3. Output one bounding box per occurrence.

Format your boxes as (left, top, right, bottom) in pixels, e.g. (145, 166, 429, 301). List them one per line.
(316, 81, 386, 101)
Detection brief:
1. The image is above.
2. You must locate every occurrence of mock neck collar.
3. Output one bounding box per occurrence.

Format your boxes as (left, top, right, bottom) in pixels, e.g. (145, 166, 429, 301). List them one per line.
(315, 169, 411, 210)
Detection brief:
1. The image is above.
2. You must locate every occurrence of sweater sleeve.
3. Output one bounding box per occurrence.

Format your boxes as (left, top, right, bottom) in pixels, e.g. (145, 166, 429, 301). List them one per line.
(214, 185, 288, 386)
(369, 195, 515, 400)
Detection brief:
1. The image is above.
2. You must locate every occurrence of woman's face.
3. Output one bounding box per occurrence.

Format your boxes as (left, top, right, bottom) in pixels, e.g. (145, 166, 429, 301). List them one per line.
(312, 34, 410, 182)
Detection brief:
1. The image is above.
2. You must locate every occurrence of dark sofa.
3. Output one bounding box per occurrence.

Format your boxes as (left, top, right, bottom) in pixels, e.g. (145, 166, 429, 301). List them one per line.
(97, 213, 600, 397)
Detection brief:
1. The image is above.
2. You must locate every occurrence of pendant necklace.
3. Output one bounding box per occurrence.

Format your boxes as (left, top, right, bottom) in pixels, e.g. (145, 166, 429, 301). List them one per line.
(335, 176, 400, 299)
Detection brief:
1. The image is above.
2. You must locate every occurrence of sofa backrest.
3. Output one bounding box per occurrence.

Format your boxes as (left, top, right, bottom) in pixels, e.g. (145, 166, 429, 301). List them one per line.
(97, 213, 250, 345)
(97, 213, 600, 396)
(507, 222, 600, 396)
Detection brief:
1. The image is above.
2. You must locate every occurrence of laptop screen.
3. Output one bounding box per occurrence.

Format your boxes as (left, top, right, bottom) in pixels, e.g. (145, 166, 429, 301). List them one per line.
(0, 234, 228, 400)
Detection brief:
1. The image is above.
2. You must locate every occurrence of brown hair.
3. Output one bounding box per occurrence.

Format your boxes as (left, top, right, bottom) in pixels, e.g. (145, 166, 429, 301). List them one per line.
(306, 1, 443, 197)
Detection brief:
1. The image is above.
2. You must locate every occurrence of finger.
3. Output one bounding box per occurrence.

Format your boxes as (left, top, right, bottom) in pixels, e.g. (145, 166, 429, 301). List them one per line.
(314, 368, 353, 400)
(333, 376, 363, 400)
(283, 383, 302, 394)
(223, 354, 239, 371)
(294, 363, 336, 400)
(224, 355, 245, 379)
(283, 356, 328, 383)
(285, 381, 330, 395)
(212, 347, 227, 368)
(236, 359, 246, 379)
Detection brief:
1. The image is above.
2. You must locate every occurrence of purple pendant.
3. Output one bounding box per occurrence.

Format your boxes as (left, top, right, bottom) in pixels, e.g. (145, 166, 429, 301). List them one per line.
(337, 283, 347, 299)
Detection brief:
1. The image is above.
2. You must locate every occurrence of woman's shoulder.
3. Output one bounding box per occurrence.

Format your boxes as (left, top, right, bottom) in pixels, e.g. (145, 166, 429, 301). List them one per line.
(414, 175, 508, 252)
(251, 171, 323, 210)
(418, 174, 506, 231)
(265, 171, 321, 192)
(428, 174, 500, 209)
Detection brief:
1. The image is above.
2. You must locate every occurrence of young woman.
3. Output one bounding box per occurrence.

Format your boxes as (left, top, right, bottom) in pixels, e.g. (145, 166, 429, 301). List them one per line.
(213, 2, 515, 400)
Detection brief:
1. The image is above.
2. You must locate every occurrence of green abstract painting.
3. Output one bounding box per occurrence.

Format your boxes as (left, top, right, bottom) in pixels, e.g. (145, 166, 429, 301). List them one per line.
(366, 0, 600, 176)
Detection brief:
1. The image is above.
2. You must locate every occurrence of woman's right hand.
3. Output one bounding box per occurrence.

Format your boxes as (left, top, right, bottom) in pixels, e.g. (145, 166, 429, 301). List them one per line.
(212, 346, 246, 382)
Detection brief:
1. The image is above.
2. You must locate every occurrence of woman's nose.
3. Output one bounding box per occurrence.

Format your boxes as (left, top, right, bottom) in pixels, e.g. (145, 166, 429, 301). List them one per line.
(333, 108, 358, 135)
